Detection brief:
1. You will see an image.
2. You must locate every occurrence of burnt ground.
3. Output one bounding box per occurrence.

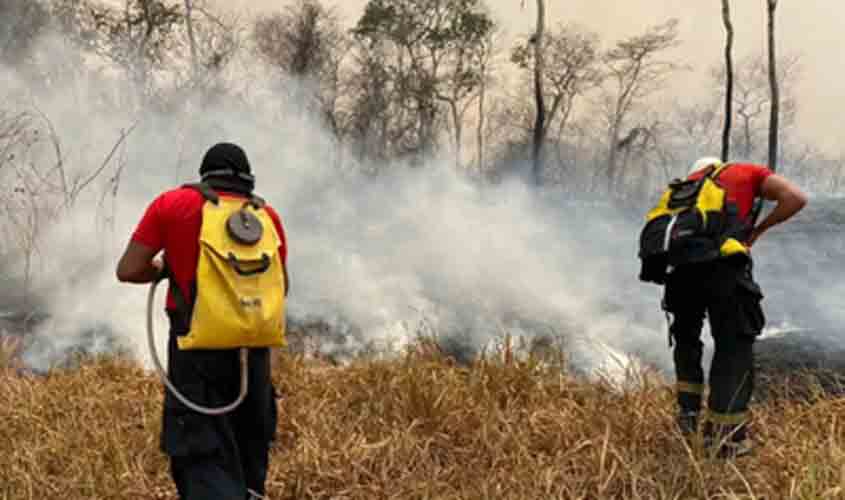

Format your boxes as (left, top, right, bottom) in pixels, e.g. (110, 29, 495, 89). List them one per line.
(2, 301, 844, 401)
(751, 197, 845, 398)
(755, 329, 845, 400)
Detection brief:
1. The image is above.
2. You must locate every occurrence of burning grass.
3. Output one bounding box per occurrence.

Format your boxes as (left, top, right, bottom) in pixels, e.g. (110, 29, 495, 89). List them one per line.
(0, 343, 843, 499)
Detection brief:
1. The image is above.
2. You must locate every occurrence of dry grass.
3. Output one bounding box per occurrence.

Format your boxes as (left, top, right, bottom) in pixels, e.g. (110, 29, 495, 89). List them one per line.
(0, 342, 843, 500)
(0, 335, 24, 370)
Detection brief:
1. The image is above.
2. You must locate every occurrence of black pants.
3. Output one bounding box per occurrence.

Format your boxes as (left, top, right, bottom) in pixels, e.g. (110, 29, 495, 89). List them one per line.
(663, 258, 765, 440)
(161, 313, 278, 500)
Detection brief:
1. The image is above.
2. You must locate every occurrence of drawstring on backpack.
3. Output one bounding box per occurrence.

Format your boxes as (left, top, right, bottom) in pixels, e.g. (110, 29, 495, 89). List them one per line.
(662, 295, 674, 348)
(662, 265, 675, 348)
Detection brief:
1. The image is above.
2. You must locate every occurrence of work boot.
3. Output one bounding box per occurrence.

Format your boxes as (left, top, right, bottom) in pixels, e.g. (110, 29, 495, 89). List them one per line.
(677, 411, 699, 437)
(703, 422, 752, 459)
(715, 438, 754, 459)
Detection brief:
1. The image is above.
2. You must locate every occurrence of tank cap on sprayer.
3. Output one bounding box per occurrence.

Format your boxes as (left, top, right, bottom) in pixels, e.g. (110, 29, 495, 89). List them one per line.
(227, 206, 263, 245)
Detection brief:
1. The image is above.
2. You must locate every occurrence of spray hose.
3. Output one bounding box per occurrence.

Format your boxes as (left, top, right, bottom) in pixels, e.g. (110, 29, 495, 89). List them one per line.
(146, 279, 248, 416)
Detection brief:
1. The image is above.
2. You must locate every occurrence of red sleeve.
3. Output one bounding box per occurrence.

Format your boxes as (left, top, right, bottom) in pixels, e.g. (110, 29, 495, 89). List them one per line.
(131, 194, 166, 252)
(266, 206, 287, 265)
(750, 165, 774, 196)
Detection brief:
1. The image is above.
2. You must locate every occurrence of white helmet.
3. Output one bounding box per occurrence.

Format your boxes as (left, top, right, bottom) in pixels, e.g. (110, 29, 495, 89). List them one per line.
(689, 156, 723, 176)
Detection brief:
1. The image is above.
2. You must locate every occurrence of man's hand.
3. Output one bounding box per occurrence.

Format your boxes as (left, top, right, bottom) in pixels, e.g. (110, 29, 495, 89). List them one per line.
(152, 256, 167, 281)
(746, 224, 766, 248)
(746, 229, 761, 249)
(747, 174, 808, 247)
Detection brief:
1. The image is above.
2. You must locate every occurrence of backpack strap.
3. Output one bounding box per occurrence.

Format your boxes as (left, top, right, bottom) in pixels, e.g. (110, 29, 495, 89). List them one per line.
(161, 182, 219, 329)
(157, 257, 196, 332)
(247, 194, 266, 210)
(168, 280, 196, 332)
(183, 181, 265, 209)
(182, 182, 220, 205)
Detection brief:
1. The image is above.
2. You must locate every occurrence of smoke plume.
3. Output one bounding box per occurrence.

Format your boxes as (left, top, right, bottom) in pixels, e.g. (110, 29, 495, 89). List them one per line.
(0, 18, 841, 383)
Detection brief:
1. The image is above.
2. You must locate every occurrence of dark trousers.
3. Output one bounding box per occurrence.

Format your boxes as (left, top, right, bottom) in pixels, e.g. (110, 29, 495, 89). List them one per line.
(663, 258, 765, 440)
(161, 313, 278, 500)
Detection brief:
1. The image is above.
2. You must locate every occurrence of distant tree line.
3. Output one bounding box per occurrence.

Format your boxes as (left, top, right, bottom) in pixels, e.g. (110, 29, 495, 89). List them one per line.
(0, 0, 841, 197)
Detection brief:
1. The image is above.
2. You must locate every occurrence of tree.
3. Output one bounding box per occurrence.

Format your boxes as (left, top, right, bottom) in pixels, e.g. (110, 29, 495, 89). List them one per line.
(767, 0, 780, 172)
(0, 106, 134, 301)
(55, 0, 184, 103)
(353, 0, 495, 166)
(0, 0, 50, 65)
(52, 0, 239, 108)
(710, 53, 799, 161)
(345, 39, 397, 166)
(254, 0, 344, 79)
(512, 22, 603, 182)
(600, 19, 681, 193)
(253, 0, 349, 133)
(529, 0, 546, 185)
(720, 0, 734, 162)
(0, 110, 39, 297)
(474, 27, 503, 174)
(169, 1, 242, 105)
(183, 0, 199, 79)
(661, 100, 720, 176)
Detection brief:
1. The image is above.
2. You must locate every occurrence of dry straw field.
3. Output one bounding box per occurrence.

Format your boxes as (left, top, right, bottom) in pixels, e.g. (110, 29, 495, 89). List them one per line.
(0, 338, 843, 500)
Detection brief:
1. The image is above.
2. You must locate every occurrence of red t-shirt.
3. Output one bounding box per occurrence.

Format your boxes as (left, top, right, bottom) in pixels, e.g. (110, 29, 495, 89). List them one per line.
(131, 186, 287, 310)
(689, 163, 773, 221)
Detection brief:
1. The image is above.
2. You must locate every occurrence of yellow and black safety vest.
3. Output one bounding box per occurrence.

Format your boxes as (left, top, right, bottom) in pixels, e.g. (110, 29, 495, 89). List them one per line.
(638, 165, 751, 284)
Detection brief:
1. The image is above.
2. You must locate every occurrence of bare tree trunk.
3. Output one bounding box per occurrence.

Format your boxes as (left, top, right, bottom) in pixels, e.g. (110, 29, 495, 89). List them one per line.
(450, 101, 462, 168)
(743, 115, 753, 158)
(476, 78, 486, 174)
(184, 0, 199, 81)
(721, 0, 734, 162)
(767, 0, 780, 172)
(607, 117, 621, 193)
(531, 0, 546, 186)
(135, 0, 154, 99)
(476, 47, 489, 175)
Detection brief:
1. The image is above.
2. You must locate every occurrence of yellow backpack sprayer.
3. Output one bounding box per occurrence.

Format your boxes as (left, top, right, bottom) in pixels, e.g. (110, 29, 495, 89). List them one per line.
(147, 183, 286, 415)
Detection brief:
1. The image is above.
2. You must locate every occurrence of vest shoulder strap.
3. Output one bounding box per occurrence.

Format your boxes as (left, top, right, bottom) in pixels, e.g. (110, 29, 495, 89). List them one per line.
(710, 163, 733, 180)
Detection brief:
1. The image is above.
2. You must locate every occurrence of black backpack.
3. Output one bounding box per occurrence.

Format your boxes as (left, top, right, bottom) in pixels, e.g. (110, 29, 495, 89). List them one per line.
(638, 164, 750, 285)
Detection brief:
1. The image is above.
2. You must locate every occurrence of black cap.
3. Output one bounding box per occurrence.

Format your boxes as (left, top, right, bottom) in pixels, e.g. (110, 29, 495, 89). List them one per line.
(199, 142, 255, 193)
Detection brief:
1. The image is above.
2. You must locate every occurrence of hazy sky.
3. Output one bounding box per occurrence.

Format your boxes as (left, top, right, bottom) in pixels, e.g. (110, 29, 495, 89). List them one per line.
(217, 0, 843, 155)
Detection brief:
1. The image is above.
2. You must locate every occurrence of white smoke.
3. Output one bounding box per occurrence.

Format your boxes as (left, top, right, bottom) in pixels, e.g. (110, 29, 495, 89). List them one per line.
(0, 55, 670, 378)
(1, 17, 841, 382)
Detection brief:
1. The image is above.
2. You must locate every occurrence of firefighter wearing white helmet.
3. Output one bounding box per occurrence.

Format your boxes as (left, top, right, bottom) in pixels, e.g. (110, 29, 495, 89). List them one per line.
(638, 155, 808, 459)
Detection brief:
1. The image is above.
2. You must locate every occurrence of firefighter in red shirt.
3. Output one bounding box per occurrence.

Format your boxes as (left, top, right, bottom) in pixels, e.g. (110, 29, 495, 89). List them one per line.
(664, 157, 806, 458)
(116, 142, 288, 499)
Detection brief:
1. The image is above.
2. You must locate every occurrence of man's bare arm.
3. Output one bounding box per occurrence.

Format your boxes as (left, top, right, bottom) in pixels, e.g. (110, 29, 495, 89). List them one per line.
(748, 174, 808, 246)
(116, 241, 163, 283)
